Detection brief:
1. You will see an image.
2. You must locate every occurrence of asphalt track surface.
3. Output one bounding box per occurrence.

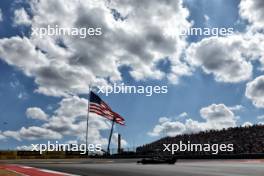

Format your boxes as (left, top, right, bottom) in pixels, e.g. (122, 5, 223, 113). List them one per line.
(2, 159, 264, 176)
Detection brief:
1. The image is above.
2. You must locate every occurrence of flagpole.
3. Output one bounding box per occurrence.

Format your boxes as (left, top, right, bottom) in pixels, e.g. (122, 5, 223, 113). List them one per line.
(85, 85, 91, 157)
(107, 118, 115, 155)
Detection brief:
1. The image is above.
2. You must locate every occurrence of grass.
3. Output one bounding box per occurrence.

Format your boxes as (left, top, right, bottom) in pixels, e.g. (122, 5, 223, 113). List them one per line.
(0, 169, 21, 176)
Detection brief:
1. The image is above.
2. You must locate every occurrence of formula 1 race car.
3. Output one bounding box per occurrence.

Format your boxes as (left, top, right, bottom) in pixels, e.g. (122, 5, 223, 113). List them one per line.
(137, 156, 177, 164)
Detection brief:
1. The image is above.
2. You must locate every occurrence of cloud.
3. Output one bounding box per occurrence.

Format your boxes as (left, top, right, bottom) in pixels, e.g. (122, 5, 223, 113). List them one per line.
(148, 117, 186, 137)
(18, 92, 28, 100)
(54, 96, 87, 118)
(242, 121, 253, 127)
(3, 126, 62, 141)
(257, 115, 264, 120)
(0, 37, 49, 75)
(228, 105, 244, 111)
(0, 131, 6, 140)
(148, 104, 237, 137)
(0, 36, 101, 97)
(13, 8, 31, 26)
(239, 0, 264, 30)
(200, 103, 237, 129)
(258, 122, 264, 125)
(178, 112, 188, 118)
(42, 96, 111, 145)
(204, 14, 210, 22)
(2, 131, 20, 141)
(0, 0, 192, 97)
(26, 107, 49, 121)
(16, 145, 33, 151)
(245, 75, 264, 108)
(186, 36, 253, 83)
(2, 95, 116, 147)
(66, 140, 78, 144)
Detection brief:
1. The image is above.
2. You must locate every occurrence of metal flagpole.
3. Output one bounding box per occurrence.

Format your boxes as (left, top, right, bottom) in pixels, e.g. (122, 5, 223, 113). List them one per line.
(85, 85, 91, 157)
(107, 118, 115, 155)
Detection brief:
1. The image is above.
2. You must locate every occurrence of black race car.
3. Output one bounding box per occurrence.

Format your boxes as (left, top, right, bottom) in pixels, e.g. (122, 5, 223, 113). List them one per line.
(137, 156, 177, 164)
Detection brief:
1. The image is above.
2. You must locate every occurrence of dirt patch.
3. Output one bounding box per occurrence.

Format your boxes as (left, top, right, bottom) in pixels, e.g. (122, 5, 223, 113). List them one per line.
(0, 168, 21, 176)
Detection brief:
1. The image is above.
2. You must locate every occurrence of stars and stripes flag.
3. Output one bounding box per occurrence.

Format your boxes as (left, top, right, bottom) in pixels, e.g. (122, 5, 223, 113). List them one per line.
(89, 91, 125, 125)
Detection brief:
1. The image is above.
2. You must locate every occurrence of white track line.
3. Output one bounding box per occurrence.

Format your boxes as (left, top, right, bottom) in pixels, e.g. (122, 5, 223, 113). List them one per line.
(11, 165, 80, 176)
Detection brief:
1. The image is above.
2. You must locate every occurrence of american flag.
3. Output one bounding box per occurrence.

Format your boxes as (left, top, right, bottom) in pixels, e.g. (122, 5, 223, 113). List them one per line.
(89, 91, 125, 125)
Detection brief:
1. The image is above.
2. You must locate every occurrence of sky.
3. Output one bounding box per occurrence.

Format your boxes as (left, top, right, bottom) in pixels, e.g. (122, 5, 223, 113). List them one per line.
(0, 0, 264, 150)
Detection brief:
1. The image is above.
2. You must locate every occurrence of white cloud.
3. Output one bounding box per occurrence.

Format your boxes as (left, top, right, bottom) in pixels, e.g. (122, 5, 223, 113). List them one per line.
(26, 107, 49, 121)
(200, 104, 237, 129)
(245, 75, 264, 108)
(257, 115, 264, 120)
(54, 96, 87, 119)
(239, 0, 264, 30)
(0, 36, 99, 97)
(42, 96, 111, 145)
(204, 14, 209, 22)
(149, 104, 237, 137)
(242, 121, 253, 127)
(66, 140, 78, 144)
(178, 112, 188, 118)
(3, 126, 62, 141)
(18, 92, 28, 100)
(16, 145, 33, 151)
(0, 0, 192, 97)
(0, 131, 6, 140)
(228, 105, 244, 111)
(20, 126, 61, 140)
(148, 117, 186, 137)
(0, 37, 49, 76)
(3, 0, 264, 145)
(258, 122, 264, 125)
(2, 131, 20, 141)
(10, 80, 20, 88)
(2, 95, 119, 147)
(13, 8, 31, 26)
(186, 35, 253, 83)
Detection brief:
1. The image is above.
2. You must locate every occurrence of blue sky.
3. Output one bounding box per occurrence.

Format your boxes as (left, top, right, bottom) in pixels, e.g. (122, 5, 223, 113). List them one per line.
(0, 0, 264, 150)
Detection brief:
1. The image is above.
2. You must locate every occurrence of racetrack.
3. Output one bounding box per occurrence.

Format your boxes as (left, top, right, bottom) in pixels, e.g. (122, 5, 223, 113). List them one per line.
(2, 159, 264, 176)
